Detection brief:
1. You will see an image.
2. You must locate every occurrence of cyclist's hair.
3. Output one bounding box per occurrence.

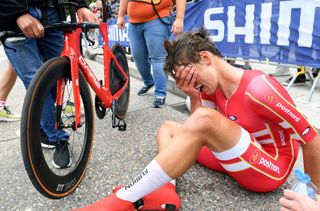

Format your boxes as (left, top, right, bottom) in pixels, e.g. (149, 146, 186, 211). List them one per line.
(164, 28, 223, 77)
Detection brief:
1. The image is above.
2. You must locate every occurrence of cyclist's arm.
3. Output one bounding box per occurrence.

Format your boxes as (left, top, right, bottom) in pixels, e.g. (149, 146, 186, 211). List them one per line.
(246, 74, 318, 144)
(246, 74, 320, 190)
(189, 95, 202, 114)
(302, 134, 320, 191)
(280, 190, 320, 210)
(199, 94, 217, 112)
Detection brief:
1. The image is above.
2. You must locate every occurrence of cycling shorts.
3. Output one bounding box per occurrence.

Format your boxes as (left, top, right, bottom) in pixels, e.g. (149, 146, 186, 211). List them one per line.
(196, 127, 299, 192)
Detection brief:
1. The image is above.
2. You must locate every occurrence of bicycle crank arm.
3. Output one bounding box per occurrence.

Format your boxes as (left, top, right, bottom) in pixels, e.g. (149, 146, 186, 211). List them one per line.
(112, 119, 127, 131)
(57, 122, 84, 130)
(111, 100, 127, 131)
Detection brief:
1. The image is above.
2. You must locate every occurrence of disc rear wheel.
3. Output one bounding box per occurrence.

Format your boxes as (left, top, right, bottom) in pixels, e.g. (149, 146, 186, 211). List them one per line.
(109, 44, 130, 120)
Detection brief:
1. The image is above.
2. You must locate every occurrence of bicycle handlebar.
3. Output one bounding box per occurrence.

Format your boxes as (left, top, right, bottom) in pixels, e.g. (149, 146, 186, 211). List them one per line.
(0, 21, 100, 51)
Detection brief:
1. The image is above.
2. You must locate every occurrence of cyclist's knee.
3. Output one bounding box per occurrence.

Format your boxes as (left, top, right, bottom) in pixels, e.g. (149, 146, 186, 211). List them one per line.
(185, 107, 220, 132)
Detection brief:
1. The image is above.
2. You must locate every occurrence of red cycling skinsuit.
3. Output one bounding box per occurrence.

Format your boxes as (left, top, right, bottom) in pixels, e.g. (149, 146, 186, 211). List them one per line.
(196, 70, 318, 192)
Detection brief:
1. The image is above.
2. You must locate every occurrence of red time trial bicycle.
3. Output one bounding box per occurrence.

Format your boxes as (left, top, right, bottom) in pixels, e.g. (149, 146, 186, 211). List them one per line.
(1, 1, 130, 199)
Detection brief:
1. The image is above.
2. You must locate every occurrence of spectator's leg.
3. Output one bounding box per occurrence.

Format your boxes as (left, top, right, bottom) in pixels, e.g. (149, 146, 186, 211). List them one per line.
(0, 62, 17, 102)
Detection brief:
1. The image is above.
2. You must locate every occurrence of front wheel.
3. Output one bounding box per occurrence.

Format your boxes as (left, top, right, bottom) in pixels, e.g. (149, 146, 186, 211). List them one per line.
(20, 57, 94, 199)
(109, 44, 130, 120)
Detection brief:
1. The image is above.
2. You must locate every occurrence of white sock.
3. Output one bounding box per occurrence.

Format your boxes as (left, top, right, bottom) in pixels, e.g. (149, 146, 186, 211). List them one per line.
(116, 159, 172, 202)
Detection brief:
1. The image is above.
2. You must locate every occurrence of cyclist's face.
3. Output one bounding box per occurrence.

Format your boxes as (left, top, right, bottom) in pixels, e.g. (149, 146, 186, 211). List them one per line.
(191, 62, 218, 95)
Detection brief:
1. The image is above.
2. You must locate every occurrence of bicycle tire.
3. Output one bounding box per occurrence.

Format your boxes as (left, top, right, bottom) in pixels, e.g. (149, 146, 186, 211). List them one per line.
(110, 44, 130, 120)
(20, 57, 94, 199)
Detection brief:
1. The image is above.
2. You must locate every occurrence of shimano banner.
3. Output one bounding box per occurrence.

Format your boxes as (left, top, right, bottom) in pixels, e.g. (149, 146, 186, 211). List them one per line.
(106, 0, 320, 67)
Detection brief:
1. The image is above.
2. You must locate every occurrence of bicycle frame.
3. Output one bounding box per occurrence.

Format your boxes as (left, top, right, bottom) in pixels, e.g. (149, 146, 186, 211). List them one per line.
(56, 22, 129, 129)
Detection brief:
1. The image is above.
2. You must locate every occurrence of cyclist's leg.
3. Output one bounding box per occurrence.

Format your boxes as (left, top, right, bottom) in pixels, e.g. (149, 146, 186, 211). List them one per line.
(156, 120, 226, 172)
(79, 106, 255, 209)
(196, 146, 227, 173)
(214, 131, 299, 192)
(128, 23, 154, 87)
(144, 19, 170, 98)
(156, 120, 182, 152)
(114, 107, 241, 204)
(118, 106, 298, 200)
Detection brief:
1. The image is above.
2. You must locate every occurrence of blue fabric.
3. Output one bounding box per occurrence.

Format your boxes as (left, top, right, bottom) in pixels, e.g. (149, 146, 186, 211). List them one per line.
(4, 7, 69, 142)
(106, 0, 320, 67)
(128, 18, 171, 97)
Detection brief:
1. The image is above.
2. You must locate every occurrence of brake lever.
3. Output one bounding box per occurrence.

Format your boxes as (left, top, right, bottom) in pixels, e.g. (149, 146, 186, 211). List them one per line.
(82, 23, 96, 46)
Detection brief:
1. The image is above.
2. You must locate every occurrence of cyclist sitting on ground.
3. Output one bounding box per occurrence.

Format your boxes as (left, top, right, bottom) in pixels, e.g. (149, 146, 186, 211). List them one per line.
(76, 28, 320, 210)
(0, 0, 98, 168)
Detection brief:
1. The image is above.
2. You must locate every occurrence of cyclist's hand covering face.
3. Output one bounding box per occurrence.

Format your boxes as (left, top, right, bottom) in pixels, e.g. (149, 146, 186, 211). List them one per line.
(174, 65, 200, 98)
(16, 13, 44, 38)
(77, 8, 99, 23)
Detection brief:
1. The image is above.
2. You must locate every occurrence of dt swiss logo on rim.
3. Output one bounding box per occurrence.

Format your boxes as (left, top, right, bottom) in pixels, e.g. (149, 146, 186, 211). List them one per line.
(250, 150, 261, 164)
(264, 93, 278, 104)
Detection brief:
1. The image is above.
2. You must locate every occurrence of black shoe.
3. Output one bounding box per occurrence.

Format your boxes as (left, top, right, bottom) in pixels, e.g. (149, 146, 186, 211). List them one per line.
(52, 140, 71, 169)
(138, 84, 154, 96)
(282, 75, 306, 86)
(154, 96, 166, 108)
(40, 130, 55, 149)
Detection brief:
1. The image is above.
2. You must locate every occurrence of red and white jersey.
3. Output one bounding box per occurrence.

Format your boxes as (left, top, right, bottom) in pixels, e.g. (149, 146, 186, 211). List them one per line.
(197, 70, 318, 192)
(201, 70, 317, 147)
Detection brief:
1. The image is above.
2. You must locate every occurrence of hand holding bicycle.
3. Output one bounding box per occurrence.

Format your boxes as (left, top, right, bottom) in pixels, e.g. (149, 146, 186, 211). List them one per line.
(77, 7, 100, 23)
(16, 13, 45, 38)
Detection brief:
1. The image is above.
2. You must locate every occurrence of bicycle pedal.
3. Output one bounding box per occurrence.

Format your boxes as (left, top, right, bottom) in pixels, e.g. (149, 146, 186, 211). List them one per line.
(134, 199, 144, 209)
(117, 120, 127, 131)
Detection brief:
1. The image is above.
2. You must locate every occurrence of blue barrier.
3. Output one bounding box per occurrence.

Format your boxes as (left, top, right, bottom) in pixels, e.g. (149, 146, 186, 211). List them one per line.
(103, 0, 320, 67)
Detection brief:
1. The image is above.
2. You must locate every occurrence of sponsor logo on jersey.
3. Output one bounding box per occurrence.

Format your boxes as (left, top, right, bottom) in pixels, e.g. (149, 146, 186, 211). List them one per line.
(258, 157, 280, 174)
(250, 150, 261, 164)
(276, 102, 300, 122)
(264, 93, 278, 104)
(125, 168, 148, 190)
(302, 127, 310, 136)
(278, 130, 286, 146)
(229, 115, 237, 121)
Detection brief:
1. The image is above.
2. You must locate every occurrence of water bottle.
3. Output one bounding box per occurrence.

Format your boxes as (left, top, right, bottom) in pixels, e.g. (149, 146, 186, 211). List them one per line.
(290, 168, 318, 200)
